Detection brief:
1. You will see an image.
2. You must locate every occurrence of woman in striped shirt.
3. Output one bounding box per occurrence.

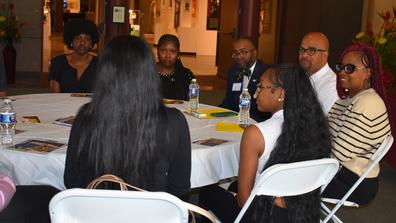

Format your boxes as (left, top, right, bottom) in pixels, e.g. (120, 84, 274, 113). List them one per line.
(323, 43, 391, 205)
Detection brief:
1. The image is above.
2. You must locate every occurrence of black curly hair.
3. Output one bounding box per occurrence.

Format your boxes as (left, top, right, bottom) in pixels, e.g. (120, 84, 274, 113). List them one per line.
(242, 64, 331, 223)
(63, 19, 99, 49)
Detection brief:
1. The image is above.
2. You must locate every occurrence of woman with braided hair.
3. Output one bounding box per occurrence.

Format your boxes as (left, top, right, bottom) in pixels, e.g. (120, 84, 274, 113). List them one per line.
(323, 43, 391, 205)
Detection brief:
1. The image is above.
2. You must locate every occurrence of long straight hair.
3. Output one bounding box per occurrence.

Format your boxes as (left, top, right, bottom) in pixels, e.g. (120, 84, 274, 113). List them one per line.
(245, 64, 331, 223)
(75, 36, 162, 189)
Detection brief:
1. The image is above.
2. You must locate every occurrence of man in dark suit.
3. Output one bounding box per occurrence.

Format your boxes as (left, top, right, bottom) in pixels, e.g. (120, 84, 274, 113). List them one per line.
(219, 37, 270, 122)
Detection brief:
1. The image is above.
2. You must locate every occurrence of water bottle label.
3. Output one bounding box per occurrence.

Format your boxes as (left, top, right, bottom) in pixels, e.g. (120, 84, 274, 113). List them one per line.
(190, 88, 199, 95)
(240, 98, 250, 106)
(0, 113, 16, 124)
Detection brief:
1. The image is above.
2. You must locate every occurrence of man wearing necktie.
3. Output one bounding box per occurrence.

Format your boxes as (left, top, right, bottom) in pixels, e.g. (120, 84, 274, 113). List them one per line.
(219, 36, 270, 122)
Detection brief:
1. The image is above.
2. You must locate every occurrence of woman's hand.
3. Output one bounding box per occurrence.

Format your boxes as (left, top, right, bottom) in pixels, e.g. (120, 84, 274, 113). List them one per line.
(274, 197, 286, 208)
(50, 80, 61, 93)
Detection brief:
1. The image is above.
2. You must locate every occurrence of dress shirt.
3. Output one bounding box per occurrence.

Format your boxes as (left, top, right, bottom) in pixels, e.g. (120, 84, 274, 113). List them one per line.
(309, 63, 339, 114)
(242, 61, 257, 89)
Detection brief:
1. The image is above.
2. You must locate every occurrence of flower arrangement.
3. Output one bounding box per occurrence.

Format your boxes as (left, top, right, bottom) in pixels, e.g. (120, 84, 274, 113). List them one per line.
(354, 7, 396, 89)
(0, 2, 23, 43)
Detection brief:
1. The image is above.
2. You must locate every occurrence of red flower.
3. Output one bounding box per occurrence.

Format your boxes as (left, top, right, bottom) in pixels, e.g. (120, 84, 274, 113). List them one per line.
(378, 11, 391, 21)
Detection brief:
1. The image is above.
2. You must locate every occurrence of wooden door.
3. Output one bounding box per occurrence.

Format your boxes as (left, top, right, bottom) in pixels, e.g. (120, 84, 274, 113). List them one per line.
(276, 0, 363, 66)
(216, 0, 238, 79)
(96, 0, 105, 51)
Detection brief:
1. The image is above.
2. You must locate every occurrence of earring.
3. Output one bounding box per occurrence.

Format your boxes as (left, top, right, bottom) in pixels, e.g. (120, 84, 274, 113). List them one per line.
(278, 97, 284, 102)
(363, 79, 371, 89)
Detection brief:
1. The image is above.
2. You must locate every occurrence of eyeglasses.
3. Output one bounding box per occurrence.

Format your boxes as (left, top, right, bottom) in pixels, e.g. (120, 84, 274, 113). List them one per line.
(232, 48, 255, 58)
(256, 84, 274, 93)
(298, 47, 326, 56)
(335, 63, 366, 74)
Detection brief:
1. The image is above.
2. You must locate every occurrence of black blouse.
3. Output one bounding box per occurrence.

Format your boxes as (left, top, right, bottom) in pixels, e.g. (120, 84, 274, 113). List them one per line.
(64, 105, 192, 198)
(49, 54, 97, 93)
(159, 60, 194, 101)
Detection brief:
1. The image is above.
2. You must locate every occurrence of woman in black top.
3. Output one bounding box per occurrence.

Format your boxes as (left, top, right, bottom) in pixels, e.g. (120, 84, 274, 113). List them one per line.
(49, 19, 99, 93)
(157, 34, 194, 100)
(64, 36, 191, 199)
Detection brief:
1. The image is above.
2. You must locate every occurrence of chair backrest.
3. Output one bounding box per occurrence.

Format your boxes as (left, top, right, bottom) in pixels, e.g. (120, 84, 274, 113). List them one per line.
(49, 188, 189, 223)
(234, 158, 340, 222)
(321, 134, 394, 223)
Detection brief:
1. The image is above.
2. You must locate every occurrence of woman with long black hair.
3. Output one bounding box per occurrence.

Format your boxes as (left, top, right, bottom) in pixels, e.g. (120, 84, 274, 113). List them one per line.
(64, 36, 191, 199)
(200, 64, 331, 222)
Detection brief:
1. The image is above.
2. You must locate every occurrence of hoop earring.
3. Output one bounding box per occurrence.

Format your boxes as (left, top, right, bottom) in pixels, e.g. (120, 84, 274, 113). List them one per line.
(363, 79, 371, 89)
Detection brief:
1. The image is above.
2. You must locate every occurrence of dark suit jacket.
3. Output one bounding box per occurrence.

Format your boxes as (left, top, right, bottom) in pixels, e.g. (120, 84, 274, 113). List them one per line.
(219, 60, 271, 122)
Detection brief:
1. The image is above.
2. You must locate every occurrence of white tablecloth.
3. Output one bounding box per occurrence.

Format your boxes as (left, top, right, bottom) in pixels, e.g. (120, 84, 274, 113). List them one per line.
(0, 93, 245, 190)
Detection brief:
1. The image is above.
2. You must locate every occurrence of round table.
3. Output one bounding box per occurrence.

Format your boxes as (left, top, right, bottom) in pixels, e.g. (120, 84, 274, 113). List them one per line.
(0, 93, 246, 190)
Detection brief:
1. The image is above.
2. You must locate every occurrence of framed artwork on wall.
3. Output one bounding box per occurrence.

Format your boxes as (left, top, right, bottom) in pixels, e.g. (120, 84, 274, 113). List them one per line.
(206, 0, 220, 30)
(260, 0, 271, 33)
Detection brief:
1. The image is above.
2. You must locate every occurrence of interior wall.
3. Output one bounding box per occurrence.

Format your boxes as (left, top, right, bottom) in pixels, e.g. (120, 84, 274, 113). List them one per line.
(150, 0, 217, 55)
(277, 0, 363, 67)
(367, 0, 396, 33)
(0, 0, 43, 72)
(257, 0, 278, 65)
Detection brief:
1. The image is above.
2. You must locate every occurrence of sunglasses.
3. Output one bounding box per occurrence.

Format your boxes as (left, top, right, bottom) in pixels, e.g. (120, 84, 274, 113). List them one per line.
(335, 63, 366, 74)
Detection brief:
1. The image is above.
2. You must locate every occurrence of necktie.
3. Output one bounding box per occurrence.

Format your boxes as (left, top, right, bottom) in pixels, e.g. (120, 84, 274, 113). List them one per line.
(241, 68, 251, 78)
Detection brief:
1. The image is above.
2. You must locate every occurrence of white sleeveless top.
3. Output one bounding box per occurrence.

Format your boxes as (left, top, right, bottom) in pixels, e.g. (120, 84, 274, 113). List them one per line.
(254, 110, 284, 174)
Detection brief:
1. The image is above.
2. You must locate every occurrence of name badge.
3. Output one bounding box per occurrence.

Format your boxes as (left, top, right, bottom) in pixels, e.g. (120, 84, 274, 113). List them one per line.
(232, 83, 242, 91)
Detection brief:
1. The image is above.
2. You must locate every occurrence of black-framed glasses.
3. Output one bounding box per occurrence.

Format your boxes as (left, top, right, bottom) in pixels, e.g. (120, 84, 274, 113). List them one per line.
(335, 63, 366, 74)
(298, 47, 326, 56)
(232, 48, 255, 58)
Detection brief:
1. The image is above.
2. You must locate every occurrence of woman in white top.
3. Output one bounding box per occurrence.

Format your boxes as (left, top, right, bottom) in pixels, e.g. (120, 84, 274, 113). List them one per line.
(200, 64, 331, 223)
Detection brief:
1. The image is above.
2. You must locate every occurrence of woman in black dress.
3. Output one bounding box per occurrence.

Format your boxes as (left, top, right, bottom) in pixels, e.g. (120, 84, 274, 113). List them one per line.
(49, 19, 99, 93)
(157, 34, 194, 100)
(64, 36, 191, 199)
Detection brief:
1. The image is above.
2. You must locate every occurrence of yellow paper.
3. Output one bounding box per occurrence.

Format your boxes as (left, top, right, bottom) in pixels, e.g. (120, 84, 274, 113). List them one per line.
(216, 122, 244, 133)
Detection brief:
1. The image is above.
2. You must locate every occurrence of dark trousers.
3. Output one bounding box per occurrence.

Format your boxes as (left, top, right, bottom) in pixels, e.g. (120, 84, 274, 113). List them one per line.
(0, 185, 59, 223)
(322, 167, 379, 205)
(199, 182, 289, 223)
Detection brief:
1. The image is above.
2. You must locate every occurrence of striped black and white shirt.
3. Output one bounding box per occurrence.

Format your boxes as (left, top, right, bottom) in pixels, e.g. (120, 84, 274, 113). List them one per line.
(328, 88, 391, 178)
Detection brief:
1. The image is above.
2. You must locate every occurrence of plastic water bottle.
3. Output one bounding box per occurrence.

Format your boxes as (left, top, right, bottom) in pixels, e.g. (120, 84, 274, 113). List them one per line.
(239, 88, 251, 125)
(189, 78, 199, 111)
(0, 99, 16, 146)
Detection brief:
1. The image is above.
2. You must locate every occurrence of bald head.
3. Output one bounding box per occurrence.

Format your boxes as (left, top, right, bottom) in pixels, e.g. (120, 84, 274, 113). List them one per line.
(303, 32, 329, 51)
(299, 32, 330, 75)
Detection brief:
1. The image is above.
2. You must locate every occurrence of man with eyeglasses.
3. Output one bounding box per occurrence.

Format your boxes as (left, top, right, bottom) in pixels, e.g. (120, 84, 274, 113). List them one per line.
(219, 36, 270, 122)
(298, 32, 339, 114)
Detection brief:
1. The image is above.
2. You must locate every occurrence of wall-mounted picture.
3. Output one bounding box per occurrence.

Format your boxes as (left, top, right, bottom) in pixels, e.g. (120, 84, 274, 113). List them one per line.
(206, 0, 220, 30)
(260, 0, 271, 33)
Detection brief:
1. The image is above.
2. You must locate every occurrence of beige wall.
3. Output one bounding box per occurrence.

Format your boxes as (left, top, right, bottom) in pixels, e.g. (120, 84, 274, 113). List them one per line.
(363, 0, 396, 33)
(152, 0, 217, 55)
(0, 0, 43, 72)
(258, 0, 278, 65)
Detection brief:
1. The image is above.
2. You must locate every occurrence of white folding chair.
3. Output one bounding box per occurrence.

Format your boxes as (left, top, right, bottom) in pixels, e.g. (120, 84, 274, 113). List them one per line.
(321, 134, 394, 223)
(50, 188, 199, 223)
(234, 158, 340, 223)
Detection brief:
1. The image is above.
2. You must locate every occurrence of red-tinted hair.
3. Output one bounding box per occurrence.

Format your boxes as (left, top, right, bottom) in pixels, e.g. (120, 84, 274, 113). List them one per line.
(336, 43, 386, 101)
